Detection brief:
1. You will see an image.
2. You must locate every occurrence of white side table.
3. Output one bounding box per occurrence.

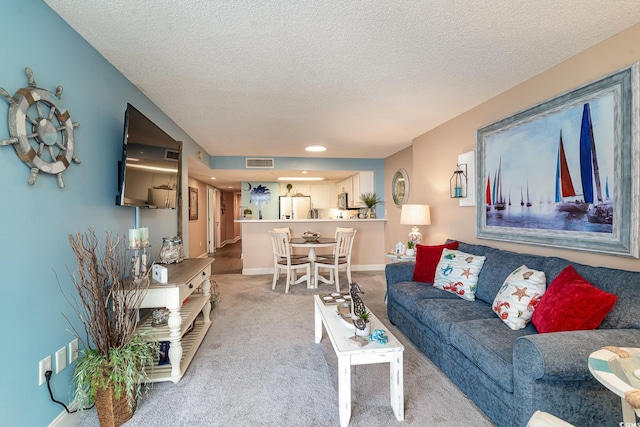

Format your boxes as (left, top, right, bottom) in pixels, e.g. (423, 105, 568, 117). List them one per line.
(588, 347, 640, 424)
(385, 253, 416, 263)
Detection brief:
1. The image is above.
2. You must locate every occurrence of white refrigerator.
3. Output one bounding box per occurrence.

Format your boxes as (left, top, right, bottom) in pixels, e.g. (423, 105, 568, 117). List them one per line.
(279, 196, 311, 220)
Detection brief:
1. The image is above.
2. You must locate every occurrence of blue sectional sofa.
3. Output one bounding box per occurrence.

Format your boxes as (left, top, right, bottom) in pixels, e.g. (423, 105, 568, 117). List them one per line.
(385, 240, 640, 427)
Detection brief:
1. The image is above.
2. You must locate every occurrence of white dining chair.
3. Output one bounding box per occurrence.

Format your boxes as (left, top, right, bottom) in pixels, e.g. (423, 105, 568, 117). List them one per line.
(314, 229, 357, 291)
(269, 230, 311, 293)
(272, 227, 307, 260)
(315, 227, 354, 261)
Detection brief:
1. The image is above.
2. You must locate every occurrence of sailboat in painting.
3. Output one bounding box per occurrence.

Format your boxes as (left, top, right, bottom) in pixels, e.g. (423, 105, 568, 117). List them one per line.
(582, 103, 613, 224)
(555, 130, 589, 213)
(493, 158, 506, 210)
(554, 103, 612, 223)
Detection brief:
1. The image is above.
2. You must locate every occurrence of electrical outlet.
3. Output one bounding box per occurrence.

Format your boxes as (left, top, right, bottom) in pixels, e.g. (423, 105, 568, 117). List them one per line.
(55, 347, 67, 374)
(39, 355, 51, 386)
(69, 338, 79, 363)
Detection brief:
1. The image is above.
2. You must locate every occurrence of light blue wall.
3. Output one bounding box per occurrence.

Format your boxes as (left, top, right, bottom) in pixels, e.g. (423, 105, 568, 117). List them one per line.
(0, 1, 207, 425)
(211, 156, 385, 217)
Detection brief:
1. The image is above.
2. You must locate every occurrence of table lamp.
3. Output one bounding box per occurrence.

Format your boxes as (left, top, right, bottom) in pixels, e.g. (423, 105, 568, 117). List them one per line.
(400, 204, 431, 244)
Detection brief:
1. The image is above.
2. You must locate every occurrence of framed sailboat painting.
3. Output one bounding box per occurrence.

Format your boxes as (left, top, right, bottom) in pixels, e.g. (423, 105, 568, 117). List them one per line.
(476, 63, 639, 257)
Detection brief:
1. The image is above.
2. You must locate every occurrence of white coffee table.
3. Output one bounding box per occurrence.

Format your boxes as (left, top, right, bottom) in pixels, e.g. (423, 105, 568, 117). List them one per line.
(314, 295, 404, 426)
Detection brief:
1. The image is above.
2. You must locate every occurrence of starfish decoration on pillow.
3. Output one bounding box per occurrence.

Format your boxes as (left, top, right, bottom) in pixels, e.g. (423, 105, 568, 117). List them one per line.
(461, 267, 473, 279)
(512, 286, 530, 301)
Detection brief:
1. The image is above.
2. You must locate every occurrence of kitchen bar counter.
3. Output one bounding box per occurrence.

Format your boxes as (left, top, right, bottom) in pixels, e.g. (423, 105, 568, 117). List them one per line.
(235, 218, 386, 275)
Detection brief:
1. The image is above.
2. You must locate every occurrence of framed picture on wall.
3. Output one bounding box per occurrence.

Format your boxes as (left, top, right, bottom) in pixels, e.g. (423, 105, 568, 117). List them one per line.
(189, 187, 198, 220)
(476, 63, 639, 257)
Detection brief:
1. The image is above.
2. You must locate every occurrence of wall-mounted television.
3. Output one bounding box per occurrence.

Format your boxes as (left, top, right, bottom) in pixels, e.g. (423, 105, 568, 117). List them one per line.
(116, 103, 181, 208)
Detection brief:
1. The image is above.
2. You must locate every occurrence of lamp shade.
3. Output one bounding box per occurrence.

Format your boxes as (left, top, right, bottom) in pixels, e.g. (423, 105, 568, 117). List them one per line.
(400, 204, 431, 226)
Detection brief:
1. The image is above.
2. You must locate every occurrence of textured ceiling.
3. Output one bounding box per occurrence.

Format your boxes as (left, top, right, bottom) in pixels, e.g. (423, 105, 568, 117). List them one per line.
(45, 1, 640, 164)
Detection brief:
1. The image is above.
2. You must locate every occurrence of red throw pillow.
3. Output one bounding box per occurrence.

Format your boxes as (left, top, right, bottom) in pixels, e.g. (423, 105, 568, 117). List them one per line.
(531, 265, 617, 333)
(412, 241, 459, 283)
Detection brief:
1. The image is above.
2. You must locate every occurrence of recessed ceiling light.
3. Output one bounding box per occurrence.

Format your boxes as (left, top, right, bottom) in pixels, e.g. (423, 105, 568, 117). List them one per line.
(305, 145, 326, 152)
(210, 177, 217, 180)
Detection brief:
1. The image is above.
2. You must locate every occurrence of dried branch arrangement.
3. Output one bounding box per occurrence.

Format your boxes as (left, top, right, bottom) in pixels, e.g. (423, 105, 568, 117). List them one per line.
(66, 229, 150, 355)
(63, 228, 157, 413)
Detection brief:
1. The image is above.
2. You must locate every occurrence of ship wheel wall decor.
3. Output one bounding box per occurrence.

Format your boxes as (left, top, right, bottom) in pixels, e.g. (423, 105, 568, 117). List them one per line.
(0, 67, 80, 188)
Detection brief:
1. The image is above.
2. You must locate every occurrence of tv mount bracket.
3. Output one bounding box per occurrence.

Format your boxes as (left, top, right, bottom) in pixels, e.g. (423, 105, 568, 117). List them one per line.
(0, 67, 80, 188)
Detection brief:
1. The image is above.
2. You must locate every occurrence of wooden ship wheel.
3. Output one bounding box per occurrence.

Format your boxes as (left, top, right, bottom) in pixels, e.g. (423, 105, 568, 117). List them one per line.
(0, 67, 80, 187)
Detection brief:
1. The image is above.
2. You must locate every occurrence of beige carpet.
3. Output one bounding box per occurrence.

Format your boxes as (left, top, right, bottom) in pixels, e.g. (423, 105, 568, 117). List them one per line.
(76, 271, 495, 426)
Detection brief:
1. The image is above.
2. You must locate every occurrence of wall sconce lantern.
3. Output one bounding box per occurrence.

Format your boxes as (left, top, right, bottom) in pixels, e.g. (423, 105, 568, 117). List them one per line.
(450, 164, 467, 198)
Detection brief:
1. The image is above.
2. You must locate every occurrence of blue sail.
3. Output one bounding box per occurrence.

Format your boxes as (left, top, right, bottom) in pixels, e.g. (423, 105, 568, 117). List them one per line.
(605, 176, 609, 199)
(579, 104, 594, 204)
(555, 143, 561, 203)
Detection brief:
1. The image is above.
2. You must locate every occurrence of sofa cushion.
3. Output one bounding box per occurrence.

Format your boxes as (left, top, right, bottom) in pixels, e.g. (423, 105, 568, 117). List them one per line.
(388, 281, 459, 314)
(434, 249, 486, 301)
(532, 265, 617, 333)
(492, 265, 546, 330)
(453, 241, 492, 257)
(450, 318, 538, 393)
(543, 256, 640, 329)
(413, 241, 459, 283)
(475, 248, 546, 305)
(413, 299, 495, 344)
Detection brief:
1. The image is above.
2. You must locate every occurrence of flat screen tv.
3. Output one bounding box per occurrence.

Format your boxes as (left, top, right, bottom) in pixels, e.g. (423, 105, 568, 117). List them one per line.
(116, 103, 181, 208)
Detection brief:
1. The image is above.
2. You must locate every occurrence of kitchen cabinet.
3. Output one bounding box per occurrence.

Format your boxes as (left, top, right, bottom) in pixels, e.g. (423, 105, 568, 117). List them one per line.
(335, 172, 374, 208)
(352, 171, 374, 208)
(310, 184, 334, 208)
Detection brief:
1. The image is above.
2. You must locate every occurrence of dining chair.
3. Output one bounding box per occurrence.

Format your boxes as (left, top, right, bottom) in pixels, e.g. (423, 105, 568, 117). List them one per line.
(272, 227, 307, 260)
(314, 229, 357, 291)
(315, 227, 354, 261)
(269, 230, 311, 293)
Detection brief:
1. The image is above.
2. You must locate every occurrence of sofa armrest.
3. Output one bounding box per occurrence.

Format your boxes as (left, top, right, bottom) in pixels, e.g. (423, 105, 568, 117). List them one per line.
(385, 262, 415, 286)
(514, 328, 640, 380)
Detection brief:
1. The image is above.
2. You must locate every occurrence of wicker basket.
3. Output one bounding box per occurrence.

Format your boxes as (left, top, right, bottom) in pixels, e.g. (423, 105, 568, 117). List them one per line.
(94, 383, 134, 427)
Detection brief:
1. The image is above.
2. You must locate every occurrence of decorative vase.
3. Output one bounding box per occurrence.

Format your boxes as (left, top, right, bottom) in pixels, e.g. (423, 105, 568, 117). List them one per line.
(355, 321, 371, 337)
(367, 208, 376, 219)
(405, 248, 415, 256)
(94, 382, 134, 427)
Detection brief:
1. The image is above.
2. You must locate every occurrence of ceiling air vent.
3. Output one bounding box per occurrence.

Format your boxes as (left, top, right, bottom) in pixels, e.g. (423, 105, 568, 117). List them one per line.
(245, 157, 274, 169)
(164, 149, 180, 161)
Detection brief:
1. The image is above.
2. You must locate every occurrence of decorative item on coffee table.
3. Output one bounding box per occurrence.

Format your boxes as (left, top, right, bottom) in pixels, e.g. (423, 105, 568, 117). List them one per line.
(63, 229, 157, 427)
(349, 282, 370, 346)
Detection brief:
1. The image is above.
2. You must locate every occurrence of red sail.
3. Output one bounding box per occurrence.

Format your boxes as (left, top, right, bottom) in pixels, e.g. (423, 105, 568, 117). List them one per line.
(558, 133, 576, 197)
(486, 176, 492, 205)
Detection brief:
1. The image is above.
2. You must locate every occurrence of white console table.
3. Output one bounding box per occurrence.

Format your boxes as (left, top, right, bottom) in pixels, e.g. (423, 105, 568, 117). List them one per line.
(136, 258, 213, 383)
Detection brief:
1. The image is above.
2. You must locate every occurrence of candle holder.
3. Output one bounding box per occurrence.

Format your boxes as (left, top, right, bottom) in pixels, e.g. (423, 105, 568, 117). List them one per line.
(450, 163, 467, 198)
(128, 246, 152, 283)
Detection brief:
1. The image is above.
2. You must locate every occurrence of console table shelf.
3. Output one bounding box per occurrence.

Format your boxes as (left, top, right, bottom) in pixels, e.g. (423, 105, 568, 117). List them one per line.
(137, 258, 213, 383)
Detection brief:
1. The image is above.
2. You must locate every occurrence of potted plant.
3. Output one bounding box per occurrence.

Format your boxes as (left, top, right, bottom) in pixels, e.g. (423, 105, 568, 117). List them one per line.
(355, 310, 372, 337)
(243, 208, 253, 218)
(406, 241, 416, 256)
(285, 183, 294, 196)
(64, 229, 157, 427)
(360, 192, 382, 218)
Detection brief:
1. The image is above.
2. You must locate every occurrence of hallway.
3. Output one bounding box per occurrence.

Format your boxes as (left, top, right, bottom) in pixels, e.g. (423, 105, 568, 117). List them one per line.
(210, 241, 242, 275)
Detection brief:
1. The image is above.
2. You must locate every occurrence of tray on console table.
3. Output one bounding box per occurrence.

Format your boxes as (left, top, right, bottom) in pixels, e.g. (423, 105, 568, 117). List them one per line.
(137, 258, 214, 383)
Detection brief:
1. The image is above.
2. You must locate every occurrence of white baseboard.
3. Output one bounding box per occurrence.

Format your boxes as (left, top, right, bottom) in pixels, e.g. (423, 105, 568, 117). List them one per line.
(48, 400, 79, 427)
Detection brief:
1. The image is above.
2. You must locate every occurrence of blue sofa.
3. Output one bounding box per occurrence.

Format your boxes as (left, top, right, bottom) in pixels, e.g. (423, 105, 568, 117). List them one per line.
(385, 240, 640, 427)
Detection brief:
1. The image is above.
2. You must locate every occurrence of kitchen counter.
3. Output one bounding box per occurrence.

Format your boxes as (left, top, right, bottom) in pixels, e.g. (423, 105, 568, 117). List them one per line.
(235, 218, 387, 223)
(236, 218, 386, 275)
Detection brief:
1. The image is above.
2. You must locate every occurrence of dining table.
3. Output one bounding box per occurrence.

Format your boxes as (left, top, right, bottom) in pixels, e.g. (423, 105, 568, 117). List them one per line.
(289, 237, 337, 288)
